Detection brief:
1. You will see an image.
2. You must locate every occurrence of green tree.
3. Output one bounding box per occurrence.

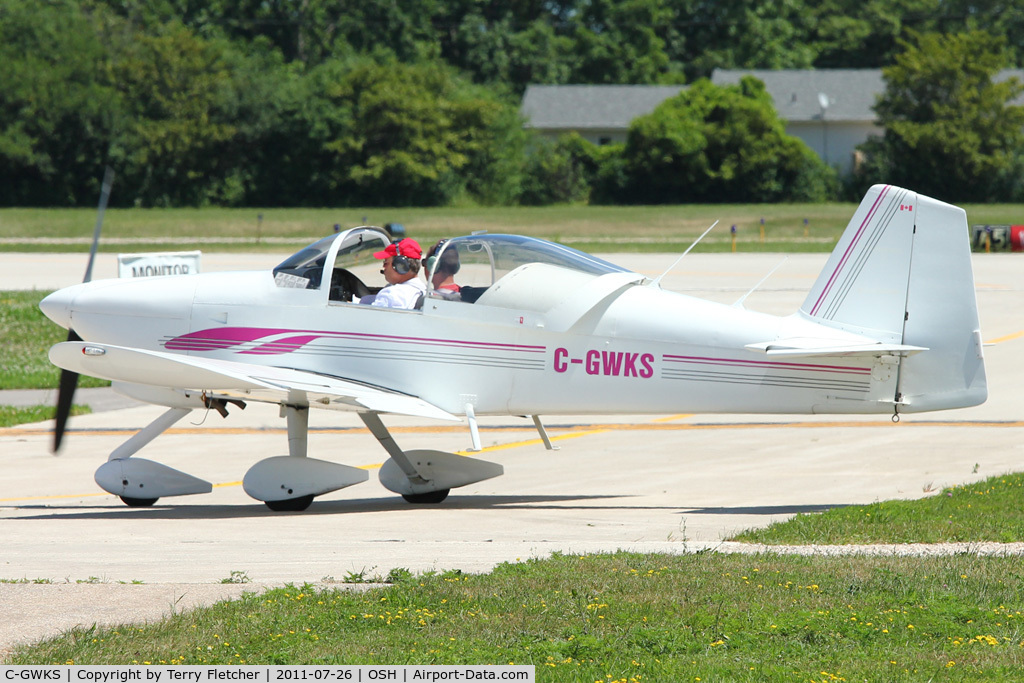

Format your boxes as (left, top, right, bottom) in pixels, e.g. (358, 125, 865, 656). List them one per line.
(567, 0, 683, 84)
(441, 11, 572, 94)
(0, 0, 121, 205)
(519, 134, 592, 205)
(109, 23, 239, 206)
(673, 0, 816, 79)
(939, 0, 1024, 67)
(807, 0, 938, 68)
(89, 0, 443, 65)
(208, 40, 303, 206)
(291, 58, 525, 206)
(615, 78, 834, 203)
(855, 31, 1024, 201)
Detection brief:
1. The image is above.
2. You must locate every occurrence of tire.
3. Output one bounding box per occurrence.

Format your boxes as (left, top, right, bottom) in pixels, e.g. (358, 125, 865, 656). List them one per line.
(401, 489, 450, 504)
(120, 496, 158, 507)
(264, 494, 315, 512)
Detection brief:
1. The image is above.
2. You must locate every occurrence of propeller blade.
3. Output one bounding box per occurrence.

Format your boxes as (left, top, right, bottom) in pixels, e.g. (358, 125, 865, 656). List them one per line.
(54, 166, 113, 452)
(83, 166, 114, 284)
(53, 329, 83, 453)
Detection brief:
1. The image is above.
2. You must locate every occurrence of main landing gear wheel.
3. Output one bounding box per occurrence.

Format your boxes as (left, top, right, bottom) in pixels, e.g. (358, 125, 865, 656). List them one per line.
(265, 494, 315, 512)
(120, 496, 158, 507)
(402, 489, 450, 504)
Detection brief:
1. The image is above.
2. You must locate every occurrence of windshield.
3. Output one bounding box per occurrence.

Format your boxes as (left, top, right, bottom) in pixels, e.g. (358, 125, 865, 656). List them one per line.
(273, 235, 335, 289)
(273, 228, 390, 290)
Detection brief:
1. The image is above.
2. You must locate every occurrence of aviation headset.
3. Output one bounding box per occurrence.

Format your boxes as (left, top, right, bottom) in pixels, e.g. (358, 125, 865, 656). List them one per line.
(425, 239, 460, 275)
(388, 239, 416, 275)
(391, 253, 412, 275)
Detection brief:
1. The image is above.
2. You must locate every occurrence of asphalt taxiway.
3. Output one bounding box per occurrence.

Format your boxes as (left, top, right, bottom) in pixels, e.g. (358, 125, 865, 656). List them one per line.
(1, 251, 1022, 655)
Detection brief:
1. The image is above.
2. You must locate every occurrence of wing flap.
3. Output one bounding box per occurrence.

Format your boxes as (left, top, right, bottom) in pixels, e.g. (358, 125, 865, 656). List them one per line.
(49, 342, 457, 421)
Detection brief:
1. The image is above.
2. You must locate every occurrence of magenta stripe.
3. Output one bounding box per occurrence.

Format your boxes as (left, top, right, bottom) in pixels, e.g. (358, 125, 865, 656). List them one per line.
(663, 354, 871, 375)
(809, 185, 890, 316)
(240, 335, 322, 355)
(165, 326, 546, 355)
(326, 330, 546, 352)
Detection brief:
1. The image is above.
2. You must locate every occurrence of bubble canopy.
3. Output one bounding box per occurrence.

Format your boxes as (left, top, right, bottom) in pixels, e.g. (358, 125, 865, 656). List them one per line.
(273, 228, 633, 292)
(428, 233, 631, 288)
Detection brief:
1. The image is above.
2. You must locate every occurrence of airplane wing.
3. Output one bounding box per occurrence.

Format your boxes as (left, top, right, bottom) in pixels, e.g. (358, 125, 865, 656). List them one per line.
(744, 337, 928, 357)
(49, 341, 458, 421)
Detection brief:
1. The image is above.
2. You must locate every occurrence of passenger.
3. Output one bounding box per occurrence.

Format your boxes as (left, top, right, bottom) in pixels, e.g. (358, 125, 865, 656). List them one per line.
(364, 238, 426, 309)
(423, 239, 461, 295)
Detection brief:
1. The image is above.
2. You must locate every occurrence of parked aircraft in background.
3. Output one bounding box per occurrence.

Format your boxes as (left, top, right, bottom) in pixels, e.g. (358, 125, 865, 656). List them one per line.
(40, 185, 987, 511)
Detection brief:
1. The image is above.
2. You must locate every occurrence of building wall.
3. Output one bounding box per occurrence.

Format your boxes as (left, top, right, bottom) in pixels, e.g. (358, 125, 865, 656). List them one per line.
(785, 121, 882, 173)
(535, 122, 882, 172)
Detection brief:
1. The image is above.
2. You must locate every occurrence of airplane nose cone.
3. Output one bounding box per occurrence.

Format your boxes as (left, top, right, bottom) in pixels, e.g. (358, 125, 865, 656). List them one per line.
(40, 288, 75, 329)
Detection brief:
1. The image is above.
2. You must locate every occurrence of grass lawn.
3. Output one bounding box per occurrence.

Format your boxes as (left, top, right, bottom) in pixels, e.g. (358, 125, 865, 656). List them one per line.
(0, 404, 91, 428)
(0, 290, 108, 391)
(7, 553, 1023, 678)
(3, 201, 1020, 253)
(733, 473, 1024, 545)
(6, 474, 1024, 677)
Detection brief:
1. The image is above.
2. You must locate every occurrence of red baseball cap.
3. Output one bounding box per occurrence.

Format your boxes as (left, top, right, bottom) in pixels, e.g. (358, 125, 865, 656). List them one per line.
(374, 238, 422, 260)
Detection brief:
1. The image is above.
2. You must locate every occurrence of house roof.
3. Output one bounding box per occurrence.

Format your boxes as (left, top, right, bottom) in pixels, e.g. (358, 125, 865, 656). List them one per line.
(710, 69, 883, 122)
(521, 70, 1024, 130)
(520, 84, 684, 130)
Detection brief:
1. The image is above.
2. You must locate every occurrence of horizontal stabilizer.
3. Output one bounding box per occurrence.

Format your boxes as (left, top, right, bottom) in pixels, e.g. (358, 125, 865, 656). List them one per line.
(745, 338, 927, 357)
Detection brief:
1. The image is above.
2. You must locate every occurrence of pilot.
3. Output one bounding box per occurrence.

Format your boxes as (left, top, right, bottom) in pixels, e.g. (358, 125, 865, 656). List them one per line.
(366, 238, 426, 309)
(423, 239, 461, 295)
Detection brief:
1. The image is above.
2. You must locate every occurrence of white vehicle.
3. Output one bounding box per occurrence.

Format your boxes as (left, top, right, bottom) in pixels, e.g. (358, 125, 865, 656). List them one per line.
(41, 185, 987, 510)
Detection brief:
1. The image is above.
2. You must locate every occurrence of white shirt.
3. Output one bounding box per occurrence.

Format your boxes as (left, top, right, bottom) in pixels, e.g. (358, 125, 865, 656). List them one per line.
(370, 278, 426, 309)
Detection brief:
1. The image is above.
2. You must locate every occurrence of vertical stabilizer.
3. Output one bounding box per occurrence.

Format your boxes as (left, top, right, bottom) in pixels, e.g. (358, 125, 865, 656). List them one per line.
(801, 184, 986, 412)
(801, 184, 916, 341)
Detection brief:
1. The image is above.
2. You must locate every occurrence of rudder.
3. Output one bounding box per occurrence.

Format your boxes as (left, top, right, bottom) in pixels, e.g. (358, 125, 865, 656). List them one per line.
(897, 192, 987, 411)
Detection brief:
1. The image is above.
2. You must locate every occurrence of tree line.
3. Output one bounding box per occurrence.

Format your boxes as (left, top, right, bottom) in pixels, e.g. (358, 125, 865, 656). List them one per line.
(2, 0, 1023, 207)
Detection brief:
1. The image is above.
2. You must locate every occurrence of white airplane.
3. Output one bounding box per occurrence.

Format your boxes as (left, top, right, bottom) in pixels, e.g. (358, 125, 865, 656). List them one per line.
(40, 185, 987, 511)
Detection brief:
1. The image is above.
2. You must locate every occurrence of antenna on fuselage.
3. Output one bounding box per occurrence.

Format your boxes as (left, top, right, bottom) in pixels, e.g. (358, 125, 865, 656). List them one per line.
(648, 220, 718, 287)
(732, 257, 789, 309)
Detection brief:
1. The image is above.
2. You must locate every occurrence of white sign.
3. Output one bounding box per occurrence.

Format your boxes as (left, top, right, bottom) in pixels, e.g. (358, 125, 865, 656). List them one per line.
(118, 251, 202, 278)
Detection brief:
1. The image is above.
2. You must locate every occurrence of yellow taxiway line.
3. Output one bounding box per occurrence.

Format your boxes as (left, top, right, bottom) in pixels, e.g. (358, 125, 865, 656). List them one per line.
(2, 419, 1020, 504)
(0, 428, 610, 503)
(3, 419, 1022, 441)
(988, 329, 1024, 345)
